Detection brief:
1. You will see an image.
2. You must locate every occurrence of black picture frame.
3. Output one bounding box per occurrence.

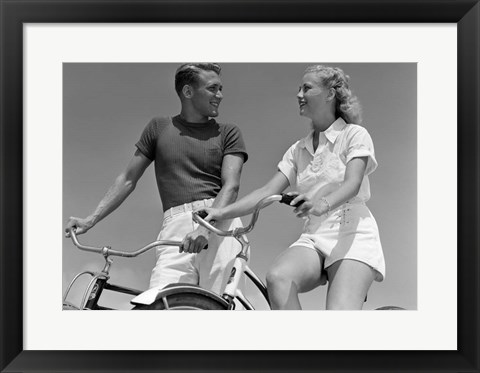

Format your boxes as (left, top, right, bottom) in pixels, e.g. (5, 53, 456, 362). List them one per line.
(1, 0, 479, 372)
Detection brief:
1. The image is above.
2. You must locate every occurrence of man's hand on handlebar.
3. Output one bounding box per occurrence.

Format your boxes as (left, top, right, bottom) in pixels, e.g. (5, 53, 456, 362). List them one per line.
(65, 216, 94, 238)
(179, 207, 224, 253)
(180, 226, 210, 254)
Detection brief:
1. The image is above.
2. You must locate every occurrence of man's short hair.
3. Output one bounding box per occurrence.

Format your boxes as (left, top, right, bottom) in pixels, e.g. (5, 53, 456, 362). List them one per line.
(174, 63, 221, 96)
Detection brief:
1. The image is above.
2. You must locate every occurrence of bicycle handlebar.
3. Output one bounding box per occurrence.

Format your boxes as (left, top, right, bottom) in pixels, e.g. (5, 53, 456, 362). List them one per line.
(67, 193, 302, 256)
(67, 229, 181, 258)
(192, 193, 303, 237)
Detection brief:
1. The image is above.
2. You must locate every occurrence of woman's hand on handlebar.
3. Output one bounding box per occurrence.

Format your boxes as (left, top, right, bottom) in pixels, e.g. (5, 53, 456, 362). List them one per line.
(285, 192, 315, 218)
(65, 216, 94, 237)
(194, 207, 223, 222)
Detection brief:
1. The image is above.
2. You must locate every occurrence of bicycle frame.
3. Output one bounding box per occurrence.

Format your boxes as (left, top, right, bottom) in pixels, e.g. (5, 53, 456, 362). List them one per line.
(224, 259, 270, 310)
(218, 237, 270, 310)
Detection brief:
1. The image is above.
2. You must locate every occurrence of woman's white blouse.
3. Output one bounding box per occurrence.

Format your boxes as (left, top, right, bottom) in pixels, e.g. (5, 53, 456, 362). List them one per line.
(277, 117, 377, 204)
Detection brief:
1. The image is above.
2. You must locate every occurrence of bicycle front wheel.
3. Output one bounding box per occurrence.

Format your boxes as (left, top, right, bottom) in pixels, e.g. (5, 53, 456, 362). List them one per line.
(132, 284, 229, 310)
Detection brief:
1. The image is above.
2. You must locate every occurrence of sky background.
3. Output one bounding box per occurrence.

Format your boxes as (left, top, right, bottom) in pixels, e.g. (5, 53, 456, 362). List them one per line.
(63, 63, 416, 311)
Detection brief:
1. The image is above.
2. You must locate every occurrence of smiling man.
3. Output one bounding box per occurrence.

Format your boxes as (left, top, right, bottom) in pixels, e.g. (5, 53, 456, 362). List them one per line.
(65, 63, 248, 305)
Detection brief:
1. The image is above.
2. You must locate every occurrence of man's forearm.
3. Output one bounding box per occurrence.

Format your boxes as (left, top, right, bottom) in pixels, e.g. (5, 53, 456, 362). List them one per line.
(88, 175, 136, 225)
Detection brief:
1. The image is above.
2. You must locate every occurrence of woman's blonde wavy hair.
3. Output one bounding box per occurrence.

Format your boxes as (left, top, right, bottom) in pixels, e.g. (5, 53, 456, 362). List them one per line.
(304, 65, 362, 124)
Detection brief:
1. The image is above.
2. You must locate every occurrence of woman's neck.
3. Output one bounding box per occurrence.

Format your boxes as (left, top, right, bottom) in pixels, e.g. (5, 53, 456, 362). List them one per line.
(311, 111, 336, 136)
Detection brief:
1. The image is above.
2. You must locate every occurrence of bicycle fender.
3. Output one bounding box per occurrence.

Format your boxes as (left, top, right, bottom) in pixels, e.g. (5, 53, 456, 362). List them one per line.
(130, 283, 227, 307)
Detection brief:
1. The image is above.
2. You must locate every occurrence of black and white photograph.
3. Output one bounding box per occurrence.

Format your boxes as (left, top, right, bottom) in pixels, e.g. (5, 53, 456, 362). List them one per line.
(3, 1, 479, 369)
(62, 63, 417, 311)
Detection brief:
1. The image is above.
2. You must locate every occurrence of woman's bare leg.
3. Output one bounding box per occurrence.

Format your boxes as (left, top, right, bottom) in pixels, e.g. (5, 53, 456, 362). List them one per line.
(266, 246, 324, 310)
(326, 259, 375, 310)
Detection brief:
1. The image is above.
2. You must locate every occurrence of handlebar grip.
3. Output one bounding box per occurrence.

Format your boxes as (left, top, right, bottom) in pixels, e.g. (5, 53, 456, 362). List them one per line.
(197, 210, 208, 219)
(280, 193, 305, 208)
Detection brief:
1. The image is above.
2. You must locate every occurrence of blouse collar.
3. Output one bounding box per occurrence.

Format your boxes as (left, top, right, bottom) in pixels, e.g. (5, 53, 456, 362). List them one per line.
(299, 117, 347, 152)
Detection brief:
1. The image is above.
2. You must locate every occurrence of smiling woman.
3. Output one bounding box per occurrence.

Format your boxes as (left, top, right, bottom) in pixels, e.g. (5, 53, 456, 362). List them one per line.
(299, 65, 362, 125)
(197, 64, 386, 310)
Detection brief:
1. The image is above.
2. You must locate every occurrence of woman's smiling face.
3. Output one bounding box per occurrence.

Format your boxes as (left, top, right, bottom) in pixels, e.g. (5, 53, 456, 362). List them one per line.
(296, 72, 332, 119)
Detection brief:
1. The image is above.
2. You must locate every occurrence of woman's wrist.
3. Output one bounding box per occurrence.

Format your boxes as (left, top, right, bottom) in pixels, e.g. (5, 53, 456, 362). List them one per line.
(316, 197, 331, 216)
(213, 208, 227, 221)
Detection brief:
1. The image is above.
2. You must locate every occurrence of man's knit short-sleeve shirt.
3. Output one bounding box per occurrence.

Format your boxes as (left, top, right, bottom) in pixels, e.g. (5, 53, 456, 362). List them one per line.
(136, 115, 248, 211)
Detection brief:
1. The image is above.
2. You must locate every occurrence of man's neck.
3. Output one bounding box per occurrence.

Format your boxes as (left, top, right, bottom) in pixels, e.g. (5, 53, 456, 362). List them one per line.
(179, 109, 209, 123)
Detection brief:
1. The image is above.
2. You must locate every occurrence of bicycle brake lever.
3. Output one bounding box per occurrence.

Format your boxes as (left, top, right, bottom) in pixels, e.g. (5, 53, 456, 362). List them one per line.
(280, 193, 305, 208)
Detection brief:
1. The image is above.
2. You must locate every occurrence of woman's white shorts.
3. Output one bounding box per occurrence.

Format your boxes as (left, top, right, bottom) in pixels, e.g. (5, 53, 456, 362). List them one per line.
(290, 202, 385, 284)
